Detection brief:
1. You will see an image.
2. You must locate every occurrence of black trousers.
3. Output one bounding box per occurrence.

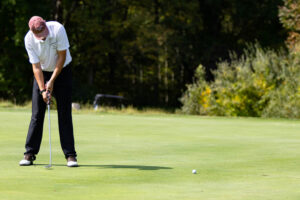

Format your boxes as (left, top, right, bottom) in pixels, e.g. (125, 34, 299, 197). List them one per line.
(24, 65, 77, 158)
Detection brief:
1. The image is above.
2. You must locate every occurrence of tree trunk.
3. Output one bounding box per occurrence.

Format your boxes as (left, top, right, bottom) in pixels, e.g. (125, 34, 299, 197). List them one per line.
(64, 1, 79, 27)
(53, 0, 63, 22)
(164, 46, 168, 104)
(154, 0, 160, 24)
(88, 66, 93, 85)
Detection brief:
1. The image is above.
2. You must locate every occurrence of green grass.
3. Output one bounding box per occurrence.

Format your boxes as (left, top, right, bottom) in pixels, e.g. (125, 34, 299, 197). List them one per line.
(0, 108, 300, 200)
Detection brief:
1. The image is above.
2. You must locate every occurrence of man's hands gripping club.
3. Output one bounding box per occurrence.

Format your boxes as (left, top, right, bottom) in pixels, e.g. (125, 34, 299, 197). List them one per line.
(32, 50, 66, 104)
(32, 63, 52, 104)
(42, 81, 53, 104)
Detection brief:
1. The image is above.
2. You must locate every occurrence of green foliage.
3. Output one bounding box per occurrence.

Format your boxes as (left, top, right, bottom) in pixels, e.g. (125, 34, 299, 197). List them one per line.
(262, 55, 300, 118)
(180, 65, 211, 115)
(278, 0, 300, 31)
(181, 44, 300, 118)
(0, 0, 52, 103)
(0, 0, 286, 107)
(279, 0, 300, 53)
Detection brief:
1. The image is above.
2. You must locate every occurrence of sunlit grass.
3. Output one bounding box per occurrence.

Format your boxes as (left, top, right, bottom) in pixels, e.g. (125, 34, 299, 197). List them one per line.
(0, 108, 300, 200)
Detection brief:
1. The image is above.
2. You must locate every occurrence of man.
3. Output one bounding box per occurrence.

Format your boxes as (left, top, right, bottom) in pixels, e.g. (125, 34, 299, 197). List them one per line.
(19, 16, 78, 167)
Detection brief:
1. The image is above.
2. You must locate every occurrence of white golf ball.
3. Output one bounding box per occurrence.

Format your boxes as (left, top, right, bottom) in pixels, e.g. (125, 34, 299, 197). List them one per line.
(192, 169, 197, 174)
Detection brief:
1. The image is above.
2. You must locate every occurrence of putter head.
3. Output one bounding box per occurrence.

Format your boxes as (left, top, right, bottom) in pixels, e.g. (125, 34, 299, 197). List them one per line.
(45, 164, 52, 169)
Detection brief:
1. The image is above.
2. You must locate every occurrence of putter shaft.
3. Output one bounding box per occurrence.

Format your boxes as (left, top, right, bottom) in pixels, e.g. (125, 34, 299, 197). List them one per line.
(47, 103, 52, 167)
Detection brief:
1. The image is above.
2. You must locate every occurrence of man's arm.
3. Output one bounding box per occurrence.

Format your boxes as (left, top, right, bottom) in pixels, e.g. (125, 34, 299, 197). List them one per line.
(32, 63, 48, 103)
(46, 50, 66, 93)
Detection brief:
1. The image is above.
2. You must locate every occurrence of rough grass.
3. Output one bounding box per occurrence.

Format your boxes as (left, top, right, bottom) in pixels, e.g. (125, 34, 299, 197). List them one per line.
(0, 108, 300, 200)
(0, 100, 172, 115)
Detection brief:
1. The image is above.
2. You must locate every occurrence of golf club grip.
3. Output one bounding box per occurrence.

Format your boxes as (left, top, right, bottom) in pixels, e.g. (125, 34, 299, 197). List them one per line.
(46, 90, 50, 105)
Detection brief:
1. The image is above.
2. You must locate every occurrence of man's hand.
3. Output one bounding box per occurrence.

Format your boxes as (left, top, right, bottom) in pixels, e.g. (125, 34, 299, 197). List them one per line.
(42, 90, 51, 104)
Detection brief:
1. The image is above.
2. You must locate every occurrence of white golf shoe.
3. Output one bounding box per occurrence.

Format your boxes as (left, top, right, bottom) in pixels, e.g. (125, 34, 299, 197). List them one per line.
(19, 154, 35, 166)
(67, 156, 78, 167)
(19, 159, 32, 166)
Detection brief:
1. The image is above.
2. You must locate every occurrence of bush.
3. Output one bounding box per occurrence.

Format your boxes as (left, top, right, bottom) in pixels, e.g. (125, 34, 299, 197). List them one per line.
(180, 44, 300, 118)
(180, 65, 211, 115)
(262, 56, 300, 118)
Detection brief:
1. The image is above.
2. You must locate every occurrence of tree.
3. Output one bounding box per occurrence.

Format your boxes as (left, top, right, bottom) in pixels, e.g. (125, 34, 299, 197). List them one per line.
(279, 0, 300, 53)
(0, 0, 52, 103)
(0, 0, 286, 108)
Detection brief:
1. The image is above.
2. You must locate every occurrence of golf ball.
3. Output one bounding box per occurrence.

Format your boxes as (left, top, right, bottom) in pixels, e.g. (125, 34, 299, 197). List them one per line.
(192, 169, 197, 174)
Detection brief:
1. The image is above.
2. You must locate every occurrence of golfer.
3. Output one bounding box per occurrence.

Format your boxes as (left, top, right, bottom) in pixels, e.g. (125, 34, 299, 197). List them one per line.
(19, 16, 78, 167)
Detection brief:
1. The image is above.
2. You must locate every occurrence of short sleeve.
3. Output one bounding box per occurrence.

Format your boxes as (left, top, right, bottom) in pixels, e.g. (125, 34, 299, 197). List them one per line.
(24, 36, 40, 64)
(57, 26, 70, 51)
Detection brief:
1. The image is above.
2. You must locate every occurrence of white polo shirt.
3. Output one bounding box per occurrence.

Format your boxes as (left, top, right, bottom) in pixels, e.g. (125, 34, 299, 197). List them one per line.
(24, 21, 72, 72)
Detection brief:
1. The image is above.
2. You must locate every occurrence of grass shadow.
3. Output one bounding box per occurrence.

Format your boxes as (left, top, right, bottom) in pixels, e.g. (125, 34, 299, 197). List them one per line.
(34, 164, 172, 170)
(84, 164, 172, 170)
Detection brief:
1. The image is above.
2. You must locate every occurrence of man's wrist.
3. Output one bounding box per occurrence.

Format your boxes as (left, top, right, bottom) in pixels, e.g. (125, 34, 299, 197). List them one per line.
(40, 89, 46, 95)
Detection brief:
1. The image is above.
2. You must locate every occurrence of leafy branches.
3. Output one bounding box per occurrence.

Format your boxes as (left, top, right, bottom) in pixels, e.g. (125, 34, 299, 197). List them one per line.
(180, 44, 300, 118)
(279, 0, 300, 53)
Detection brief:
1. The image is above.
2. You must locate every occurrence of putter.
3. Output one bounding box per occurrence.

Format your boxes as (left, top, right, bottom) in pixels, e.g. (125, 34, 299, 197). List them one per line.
(45, 91, 52, 169)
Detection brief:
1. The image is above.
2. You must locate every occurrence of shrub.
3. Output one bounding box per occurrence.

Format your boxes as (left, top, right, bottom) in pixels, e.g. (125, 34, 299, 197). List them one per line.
(262, 55, 300, 118)
(180, 44, 300, 118)
(180, 65, 212, 115)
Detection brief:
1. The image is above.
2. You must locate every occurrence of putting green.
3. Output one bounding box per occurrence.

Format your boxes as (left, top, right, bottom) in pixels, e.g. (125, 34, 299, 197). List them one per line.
(0, 108, 300, 200)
